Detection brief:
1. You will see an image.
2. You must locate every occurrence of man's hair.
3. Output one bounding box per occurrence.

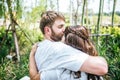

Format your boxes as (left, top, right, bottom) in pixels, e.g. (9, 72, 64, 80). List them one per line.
(40, 11, 65, 34)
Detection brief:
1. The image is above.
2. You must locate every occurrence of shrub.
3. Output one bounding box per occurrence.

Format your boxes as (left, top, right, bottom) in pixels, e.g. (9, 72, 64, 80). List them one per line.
(0, 26, 14, 63)
(0, 53, 29, 80)
(99, 27, 120, 80)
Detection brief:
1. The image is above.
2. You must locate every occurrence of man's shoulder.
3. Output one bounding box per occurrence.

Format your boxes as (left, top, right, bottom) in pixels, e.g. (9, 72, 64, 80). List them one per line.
(38, 39, 52, 45)
(38, 40, 75, 51)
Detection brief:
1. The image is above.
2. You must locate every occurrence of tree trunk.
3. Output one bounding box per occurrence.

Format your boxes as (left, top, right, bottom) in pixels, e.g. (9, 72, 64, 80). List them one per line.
(81, 0, 86, 26)
(97, 0, 102, 34)
(70, 0, 73, 25)
(96, 0, 103, 50)
(2, 0, 7, 26)
(74, 0, 80, 25)
(6, 0, 20, 62)
(57, 0, 59, 12)
(13, 27, 20, 62)
(85, 0, 88, 27)
(45, 0, 47, 10)
(100, 0, 104, 26)
(112, 0, 117, 27)
(50, 0, 54, 10)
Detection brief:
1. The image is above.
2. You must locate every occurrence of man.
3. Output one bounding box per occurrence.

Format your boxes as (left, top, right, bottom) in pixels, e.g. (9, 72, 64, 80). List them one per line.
(29, 11, 108, 80)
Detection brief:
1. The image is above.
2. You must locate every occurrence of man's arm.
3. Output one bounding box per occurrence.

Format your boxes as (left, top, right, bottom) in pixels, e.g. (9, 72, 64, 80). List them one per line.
(80, 56, 108, 75)
(29, 43, 40, 80)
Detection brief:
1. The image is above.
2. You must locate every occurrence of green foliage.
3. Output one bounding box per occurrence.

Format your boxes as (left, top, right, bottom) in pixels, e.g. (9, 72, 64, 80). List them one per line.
(14, 20, 44, 54)
(0, 24, 43, 79)
(113, 14, 120, 24)
(0, 0, 5, 18)
(99, 27, 120, 80)
(16, 0, 22, 19)
(29, 6, 44, 23)
(28, 0, 46, 23)
(0, 53, 29, 80)
(0, 26, 14, 63)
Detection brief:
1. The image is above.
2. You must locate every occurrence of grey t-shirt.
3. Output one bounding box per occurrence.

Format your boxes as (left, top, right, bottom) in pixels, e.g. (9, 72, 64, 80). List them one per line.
(35, 39, 88, 80)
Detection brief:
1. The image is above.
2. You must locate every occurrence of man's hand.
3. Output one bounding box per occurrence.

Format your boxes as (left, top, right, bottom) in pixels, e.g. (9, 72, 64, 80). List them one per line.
(80, 56, 108, 75)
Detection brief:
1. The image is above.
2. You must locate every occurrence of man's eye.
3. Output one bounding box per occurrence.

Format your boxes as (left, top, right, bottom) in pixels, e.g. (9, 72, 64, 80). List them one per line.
(59, 25, 64, 28)
(58, 26, 62, 28)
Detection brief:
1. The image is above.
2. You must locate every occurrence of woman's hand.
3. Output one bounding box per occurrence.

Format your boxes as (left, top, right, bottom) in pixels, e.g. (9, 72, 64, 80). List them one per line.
(29, 42, 40, 80)
(30, 43, 39, 57)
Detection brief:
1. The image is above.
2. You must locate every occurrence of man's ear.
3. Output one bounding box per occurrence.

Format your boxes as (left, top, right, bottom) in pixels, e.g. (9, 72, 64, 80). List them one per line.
(44, 26, 51, 35)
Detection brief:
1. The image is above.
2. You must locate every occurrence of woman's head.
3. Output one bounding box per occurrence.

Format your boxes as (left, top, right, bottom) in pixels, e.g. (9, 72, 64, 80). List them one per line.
(64, 25, 98, 56)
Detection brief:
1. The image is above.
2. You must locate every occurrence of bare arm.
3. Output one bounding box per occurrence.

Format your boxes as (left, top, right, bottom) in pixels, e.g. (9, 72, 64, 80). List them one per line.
(29, 43, 40, 80)
(80, 56, 108, 75)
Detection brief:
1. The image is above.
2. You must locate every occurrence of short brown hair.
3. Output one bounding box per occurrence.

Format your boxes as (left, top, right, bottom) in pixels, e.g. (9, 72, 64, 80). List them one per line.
(40, 11, 65, 34)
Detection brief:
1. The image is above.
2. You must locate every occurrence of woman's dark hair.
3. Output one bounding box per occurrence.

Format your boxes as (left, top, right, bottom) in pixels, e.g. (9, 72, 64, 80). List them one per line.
(64, 25, 98, 56)
(64, 25, 101, 80)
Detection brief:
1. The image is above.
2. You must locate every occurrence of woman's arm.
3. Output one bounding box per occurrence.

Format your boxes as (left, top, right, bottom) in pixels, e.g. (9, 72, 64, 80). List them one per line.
(29, 43, 40, 80)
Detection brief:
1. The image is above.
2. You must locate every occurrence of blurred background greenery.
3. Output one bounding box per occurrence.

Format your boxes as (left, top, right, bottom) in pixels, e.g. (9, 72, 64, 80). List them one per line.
(0, 0, 120, 80)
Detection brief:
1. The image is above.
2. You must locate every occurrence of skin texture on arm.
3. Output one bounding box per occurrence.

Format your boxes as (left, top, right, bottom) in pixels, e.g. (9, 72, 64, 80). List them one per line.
(80, 56, 108, 76)
(29, 43, 40, 80)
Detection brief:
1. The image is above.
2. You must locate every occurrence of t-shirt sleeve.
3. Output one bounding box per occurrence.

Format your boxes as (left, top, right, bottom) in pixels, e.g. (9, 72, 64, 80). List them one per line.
(51, 42, 89, 72)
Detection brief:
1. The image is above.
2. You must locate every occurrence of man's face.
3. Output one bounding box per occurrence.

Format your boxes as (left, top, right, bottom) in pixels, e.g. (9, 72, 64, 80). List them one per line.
(50, 18, 65, 41)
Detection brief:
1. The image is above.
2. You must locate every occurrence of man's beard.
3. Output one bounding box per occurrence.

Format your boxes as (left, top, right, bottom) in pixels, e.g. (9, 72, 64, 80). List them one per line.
(50, 29, 63, 41)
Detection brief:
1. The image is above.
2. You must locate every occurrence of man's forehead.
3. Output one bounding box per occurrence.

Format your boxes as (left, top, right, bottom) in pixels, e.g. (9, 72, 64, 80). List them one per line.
(54, 20, 65, 25)
(55, 19, 65, 22)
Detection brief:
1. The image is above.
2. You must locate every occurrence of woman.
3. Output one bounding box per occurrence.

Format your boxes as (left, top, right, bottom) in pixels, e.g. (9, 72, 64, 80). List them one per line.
(64, 25, 102, 80)
(29, 25, 103, 80)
